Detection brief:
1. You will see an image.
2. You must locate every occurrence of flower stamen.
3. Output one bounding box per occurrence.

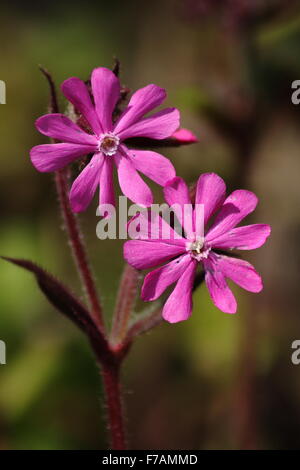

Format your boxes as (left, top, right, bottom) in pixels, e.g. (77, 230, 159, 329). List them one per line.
(187, 237, 211, 261)
(99, 133, 120, 156)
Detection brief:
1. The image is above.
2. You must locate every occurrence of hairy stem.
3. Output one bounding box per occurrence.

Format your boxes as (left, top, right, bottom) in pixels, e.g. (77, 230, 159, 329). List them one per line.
(101, 361, 127, 450)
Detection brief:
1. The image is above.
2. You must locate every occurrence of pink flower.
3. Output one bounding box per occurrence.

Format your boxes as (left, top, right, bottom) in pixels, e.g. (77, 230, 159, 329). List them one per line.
(124, 173, 271, 323)
(30, 67, 181, 212)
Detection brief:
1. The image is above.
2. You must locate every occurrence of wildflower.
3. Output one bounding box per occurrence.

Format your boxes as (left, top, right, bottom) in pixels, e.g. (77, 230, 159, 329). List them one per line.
(30, 67, 181, 212)
(124, 173, 271, 323)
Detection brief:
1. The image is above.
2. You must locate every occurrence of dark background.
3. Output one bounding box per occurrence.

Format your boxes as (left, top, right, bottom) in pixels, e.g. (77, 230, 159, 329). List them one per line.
(0, 0, 300, 449)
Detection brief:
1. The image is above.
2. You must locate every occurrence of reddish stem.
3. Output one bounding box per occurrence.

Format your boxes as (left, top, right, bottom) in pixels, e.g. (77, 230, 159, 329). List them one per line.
(57, 165, 127, 448)
(101, 361, 126, 450)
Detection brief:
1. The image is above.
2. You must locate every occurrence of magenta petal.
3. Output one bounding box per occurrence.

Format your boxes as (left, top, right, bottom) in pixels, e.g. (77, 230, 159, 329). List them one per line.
(69, 153, 104, 213)
(127, 148, 176, 186)
(99, 157, 115, 207)
(141, 254, 191, 301)
(114, 84, 166, 135)
(195, 173, 226, 226)
(116, 154, 153, 207)
(30, 143, 94, 172)
(203, 257, 237, 314)
(163, 177, 194, 239)
(206, 190, 258, 243)
(61, 77, 102, 135)
(127, 211, 187, 244)
(123, 240, 186, 270)
(35, 114, 98, 146)
(91, 67, 120, 132)
(171, 128, 198, 143)
(116, 108, 180, 141)
(210, 224, 271, 250)
(164, 176, 191, 207)
(215, 254, 263, 293)
(162, 259, 197, 323)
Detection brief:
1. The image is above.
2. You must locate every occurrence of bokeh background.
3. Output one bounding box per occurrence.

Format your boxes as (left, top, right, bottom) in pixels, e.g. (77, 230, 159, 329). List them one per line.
(1, 0, 300, 449)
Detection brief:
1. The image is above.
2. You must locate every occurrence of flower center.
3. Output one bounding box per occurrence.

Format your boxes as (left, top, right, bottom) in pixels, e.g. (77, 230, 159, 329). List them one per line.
(99, 133, 119, 156)
(187, 237, 211, 261)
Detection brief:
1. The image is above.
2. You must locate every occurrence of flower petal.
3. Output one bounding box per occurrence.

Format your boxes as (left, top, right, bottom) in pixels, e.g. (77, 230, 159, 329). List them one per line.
(126, 148, 176, 186)
(124, 240, 186, 270)
(162, 259, 197, 323)
(91, 67, 120, 132)
(116, 108, 180, 141)
(35, 114, 98, 146)
(61, 77, 102, 135)
(114, 84, 166, 135)
(164, 176, 191, 207)
(127, 210, 186, 244)
(30, 143, 93, 172)
(163, 177, 194, 239)
(215, 254, 263, 293)
(171, 128, 198, 144)
(206, 190, 258, 243)
(203, 256, 237, 314)
(195, 173, 226, 226)
(116, 153, 153, 207)
(99, 156, 115, 207)
(141, 254, 191, 301)
(210, 224, 271, 250)
(69, 153, 104, 213)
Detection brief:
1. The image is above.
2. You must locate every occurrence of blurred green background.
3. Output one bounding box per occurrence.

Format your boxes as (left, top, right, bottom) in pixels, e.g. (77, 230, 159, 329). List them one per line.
(1, 0, 300, 449)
